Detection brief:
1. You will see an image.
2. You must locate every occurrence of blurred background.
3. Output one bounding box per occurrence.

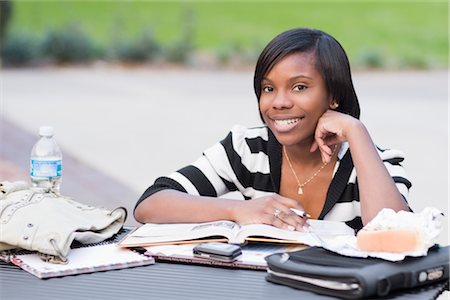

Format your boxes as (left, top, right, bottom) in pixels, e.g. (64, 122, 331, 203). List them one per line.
(0, 1, 447, 69)
(0, 1, 448, 246)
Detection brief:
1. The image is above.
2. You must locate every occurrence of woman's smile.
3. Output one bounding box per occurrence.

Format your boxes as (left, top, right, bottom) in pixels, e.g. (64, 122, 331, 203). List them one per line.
(270, 116, 305, 133)
(259, 51, 330, 146)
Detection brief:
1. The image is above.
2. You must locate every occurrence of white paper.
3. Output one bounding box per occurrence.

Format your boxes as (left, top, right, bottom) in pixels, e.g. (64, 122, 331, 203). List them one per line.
(318, 207, 445, 261)
(12, 244, 154, 278)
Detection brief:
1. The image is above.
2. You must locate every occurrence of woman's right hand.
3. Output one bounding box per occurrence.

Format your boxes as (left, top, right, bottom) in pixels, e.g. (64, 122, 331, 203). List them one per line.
(229, 194, 308, 231)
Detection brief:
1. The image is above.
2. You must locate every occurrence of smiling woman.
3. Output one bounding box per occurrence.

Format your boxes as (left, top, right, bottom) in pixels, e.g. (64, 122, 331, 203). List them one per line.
(134, 28, 411, 232)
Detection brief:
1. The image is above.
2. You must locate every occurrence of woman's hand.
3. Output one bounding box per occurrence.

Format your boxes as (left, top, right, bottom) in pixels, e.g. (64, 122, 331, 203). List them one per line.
(310, 110, 361, 163)
(229, 194, 308, 231)
(310, 109, 409, 224)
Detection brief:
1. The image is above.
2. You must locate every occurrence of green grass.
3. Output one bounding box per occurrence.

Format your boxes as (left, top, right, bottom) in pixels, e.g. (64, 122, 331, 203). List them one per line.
(7, 1, 449, 68)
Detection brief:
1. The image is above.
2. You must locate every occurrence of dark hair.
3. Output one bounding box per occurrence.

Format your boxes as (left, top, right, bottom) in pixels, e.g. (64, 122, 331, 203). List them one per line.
(253, 27, 360, 119)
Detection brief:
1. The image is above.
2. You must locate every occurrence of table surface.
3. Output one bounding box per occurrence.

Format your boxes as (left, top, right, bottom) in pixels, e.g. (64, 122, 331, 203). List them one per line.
(1, 228, 448, 300)
(1, 257, 448, 300)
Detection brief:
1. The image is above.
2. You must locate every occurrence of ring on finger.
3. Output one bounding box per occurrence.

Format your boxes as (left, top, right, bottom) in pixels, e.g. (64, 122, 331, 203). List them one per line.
(274, 208, 281, 217)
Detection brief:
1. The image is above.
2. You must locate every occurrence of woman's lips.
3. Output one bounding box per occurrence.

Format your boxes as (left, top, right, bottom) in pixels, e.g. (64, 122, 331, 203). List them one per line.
(271, 117, 304, 132)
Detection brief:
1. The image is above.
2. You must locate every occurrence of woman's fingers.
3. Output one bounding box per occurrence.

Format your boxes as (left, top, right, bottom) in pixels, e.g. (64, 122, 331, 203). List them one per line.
(269, 209, 308, 231)
(269, 195, 308, 231)
(310, 140, 319, 153)
(237, 194, 309, 231)
(315, 122, 342, 163)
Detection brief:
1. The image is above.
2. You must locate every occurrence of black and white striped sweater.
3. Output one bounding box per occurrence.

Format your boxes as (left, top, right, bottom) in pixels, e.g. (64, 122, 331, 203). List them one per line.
(136, 125, 411, 230)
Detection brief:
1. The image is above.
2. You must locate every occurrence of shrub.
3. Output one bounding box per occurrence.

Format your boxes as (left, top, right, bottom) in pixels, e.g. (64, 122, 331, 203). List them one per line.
(164, 5, 196, 63)
(215, 41, 261, 68)
(40, 22, 96, 63)
(399, 55, 430, 69)
(357, 48, 385, 69)
(0, 1, 13, 48)
(1, 31, 38, 67)
(113, 29, 160, 62)
(215, 42, 241, 65)
(165, 40, 193, 64)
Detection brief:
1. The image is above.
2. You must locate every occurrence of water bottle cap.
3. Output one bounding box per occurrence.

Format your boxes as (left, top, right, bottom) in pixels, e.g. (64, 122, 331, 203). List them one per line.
(39, 126, 54, 137)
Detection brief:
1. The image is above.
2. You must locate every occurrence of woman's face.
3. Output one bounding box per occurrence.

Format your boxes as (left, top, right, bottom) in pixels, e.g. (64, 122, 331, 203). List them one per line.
(259, 51, 331, 147)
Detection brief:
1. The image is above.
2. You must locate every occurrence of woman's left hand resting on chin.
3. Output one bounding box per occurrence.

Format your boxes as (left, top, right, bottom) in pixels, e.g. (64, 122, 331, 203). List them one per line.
(311, 110, 409, 225)
(310, 110, 359, 163)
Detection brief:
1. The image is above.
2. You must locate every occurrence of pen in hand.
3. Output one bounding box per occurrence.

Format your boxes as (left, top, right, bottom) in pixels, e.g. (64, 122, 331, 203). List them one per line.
(290, 208, 311, 218)
(290, 209, 311, 232)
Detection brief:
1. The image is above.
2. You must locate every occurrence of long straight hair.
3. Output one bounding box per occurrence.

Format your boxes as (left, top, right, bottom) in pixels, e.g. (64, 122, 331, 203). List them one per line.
(254, 28, 360, 120)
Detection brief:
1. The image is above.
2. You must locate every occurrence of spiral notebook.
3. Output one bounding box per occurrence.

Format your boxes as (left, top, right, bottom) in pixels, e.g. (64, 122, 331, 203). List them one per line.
(9, 228, 155, 279)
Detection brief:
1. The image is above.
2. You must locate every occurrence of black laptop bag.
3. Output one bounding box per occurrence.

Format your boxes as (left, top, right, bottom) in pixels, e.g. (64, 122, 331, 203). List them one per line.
(265, 245, 449, 299)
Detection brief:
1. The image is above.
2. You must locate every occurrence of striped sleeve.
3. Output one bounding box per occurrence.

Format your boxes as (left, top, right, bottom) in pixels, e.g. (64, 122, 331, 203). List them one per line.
(323, 145, 412, 231)
(378, 148, 412, 202)
(135, 147, 236, 209)
(135, 125, 275, 210)
(208, 125, 275, 199)
(342, 147, 411, 202)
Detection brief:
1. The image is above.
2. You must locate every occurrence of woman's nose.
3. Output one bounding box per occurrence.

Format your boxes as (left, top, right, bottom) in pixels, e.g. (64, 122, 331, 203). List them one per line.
(272, 91, 293, 110)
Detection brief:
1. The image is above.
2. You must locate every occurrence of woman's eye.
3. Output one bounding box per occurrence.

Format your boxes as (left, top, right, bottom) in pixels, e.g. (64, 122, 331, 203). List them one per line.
(262, 86, 273, 93)
(294, 85, 307, 91)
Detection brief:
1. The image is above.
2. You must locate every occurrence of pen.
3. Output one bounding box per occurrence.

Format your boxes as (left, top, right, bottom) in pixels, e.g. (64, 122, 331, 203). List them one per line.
(291, 208, 311, 218)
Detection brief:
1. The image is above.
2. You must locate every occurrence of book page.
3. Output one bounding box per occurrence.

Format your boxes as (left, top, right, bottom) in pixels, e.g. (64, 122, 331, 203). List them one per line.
(236, 224, 318, 245)
(236, 220, 355, 245)
(307, 219, 355, 236)
(119, 221, 241, 247)
(11, 244, 154, 279)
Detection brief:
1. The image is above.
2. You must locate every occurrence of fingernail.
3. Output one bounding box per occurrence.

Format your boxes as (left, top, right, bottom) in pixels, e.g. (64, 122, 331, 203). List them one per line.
(287, 225, 295, 231)
(302, 225, 310, 232)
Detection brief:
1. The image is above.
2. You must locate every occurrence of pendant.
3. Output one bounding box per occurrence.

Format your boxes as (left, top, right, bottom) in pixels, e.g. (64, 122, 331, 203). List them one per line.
(297, 186, 303, 195)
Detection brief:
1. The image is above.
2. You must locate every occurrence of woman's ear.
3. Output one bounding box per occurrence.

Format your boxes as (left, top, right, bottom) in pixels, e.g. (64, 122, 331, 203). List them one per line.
(329, 100, 339, 110)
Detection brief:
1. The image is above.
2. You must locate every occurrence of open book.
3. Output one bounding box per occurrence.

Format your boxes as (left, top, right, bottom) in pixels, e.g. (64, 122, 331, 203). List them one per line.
(11, 243, 155, 279)
(118, 219, 355, 248)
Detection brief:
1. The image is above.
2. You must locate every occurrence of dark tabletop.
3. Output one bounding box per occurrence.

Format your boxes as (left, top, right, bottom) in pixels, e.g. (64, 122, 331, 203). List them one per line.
(1, 258, 448, 300)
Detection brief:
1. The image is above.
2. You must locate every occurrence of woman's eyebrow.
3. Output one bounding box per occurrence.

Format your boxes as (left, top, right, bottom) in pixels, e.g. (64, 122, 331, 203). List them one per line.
(262, 75, 313, 83)
(289, 75, 313, 81)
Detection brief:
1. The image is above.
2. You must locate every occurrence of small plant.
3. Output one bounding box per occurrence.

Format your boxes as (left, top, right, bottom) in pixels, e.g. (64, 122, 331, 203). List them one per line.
(399, 55, 430, 69)
(165, 40, 192, 64)
(357, 48, 385, 69)
(165, 5, 196, 63)
(114, 29, 160, 62)
(40, 22, 96, 63)
(215, 42, 242, 65)
(1, 31, 38, 67)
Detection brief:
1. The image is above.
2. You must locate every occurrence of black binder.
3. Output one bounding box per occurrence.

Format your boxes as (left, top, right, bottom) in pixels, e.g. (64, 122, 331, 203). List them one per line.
(265, 245, 449, 299)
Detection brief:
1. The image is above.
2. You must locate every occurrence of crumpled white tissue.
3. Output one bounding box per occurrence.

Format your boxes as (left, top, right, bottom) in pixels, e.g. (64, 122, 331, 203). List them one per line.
(317, 207, 444, 261)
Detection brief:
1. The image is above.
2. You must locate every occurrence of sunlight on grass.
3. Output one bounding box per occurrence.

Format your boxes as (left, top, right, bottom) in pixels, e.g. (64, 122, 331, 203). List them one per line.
(7, 1, 448, 68)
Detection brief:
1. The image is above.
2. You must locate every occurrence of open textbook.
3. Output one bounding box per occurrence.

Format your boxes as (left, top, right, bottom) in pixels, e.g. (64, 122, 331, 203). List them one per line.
(118, 219, 355, 248)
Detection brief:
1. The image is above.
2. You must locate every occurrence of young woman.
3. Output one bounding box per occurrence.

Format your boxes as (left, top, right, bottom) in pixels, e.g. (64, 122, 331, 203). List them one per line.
(134, 28, 411, 232)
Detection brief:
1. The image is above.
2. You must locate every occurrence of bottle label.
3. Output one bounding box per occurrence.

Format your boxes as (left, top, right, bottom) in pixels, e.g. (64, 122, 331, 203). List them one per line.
(30, 159, 62, 178)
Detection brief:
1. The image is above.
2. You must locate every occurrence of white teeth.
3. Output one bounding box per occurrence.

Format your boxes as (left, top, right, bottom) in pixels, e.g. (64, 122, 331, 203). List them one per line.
(274, 118, 300, 126)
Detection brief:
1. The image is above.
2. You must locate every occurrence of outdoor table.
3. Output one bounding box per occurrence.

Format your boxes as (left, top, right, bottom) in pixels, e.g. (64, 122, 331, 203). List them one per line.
(1, 258, 447, 300)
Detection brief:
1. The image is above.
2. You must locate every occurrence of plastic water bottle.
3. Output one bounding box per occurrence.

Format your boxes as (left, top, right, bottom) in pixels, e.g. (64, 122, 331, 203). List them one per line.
(30, 126, 63, 193)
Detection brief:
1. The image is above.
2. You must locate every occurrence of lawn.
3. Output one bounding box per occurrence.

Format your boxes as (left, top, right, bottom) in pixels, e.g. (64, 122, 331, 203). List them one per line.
(6, 1, 449, 68)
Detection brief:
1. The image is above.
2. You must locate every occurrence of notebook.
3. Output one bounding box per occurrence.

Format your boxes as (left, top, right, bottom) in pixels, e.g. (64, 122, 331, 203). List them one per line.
(11, 243, 154, 279)
(7, 228, 154, 279)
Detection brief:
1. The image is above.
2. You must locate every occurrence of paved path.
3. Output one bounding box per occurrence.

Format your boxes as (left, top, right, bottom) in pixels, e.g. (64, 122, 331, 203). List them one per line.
(1, 67, 448, 243)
